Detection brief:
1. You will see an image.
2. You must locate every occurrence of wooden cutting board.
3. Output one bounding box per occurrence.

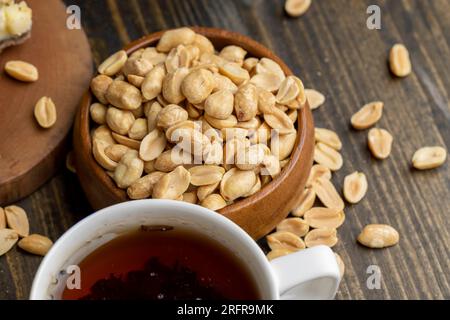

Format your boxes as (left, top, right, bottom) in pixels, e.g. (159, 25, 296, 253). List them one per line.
(0, 0, 92, 205)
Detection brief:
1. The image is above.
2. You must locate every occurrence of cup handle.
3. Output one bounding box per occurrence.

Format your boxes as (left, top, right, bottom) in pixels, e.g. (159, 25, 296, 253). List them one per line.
(269, 245, 341, 300)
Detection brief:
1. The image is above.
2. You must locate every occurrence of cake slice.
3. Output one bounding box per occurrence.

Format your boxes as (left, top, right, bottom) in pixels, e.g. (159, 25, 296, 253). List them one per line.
(0, 0, 32, 52)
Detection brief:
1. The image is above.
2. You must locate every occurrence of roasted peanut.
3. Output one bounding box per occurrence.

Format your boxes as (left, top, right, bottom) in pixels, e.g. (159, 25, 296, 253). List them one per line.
(4, 206, 29, 237)
(312, 177, 345, 211)
(156, 27, 196, 53)
(127, 171, 165, 199)
(152, 166, 191, 199)
(0, 229, 19, 256)
(162, 67, 190, 104)
(142, 47, 167, 65)
(104, 144, 129, 162)
(90, 103, 107, 125)
(93, 139, 118, 171)
(389, 44, 412, 77)
(412, 146, 447, 170)
(255, 58, 285, 82)
(219, 62, 250, 85)
(200, 194, 227, 211)
(154, 149, 192, 172)
(343, 171, 368, 204)
(213, 73, 238, 93)
(205, 90, 234, 120)
(368, 128, 393, 159)
(277, 218, 309, 237)
(105, 80, 143, 111)
(305, 228, 338, 248)
(157, 104, 189, 129)
(304, 207, 345, 229)
(315, 128, 342, 151)
(219, 45, 247, 65)
(357, 224, 399, 248)
(139, 129, 167, 161)
(113, 150, 144, 189)
(106, 107, 135, 135)
(34, 97, 57, 129)
(351, 101, 384, 130)
(128, 118, 148, 140)
(234, 83, 258, 122)
(122, 57, 153, 77)
(292, 187, 316, 217)
(305, 89, 325, 110)
(5, 60, 38, 82)
(98, 50, 127, 76)
(220, 168, 257, 201)
(18, 234, 53, 256)
(306, 164, 332, 187)
(181, 68, 215, 104)
(189, 165, 225, 186)
(314, 142, 343, 171)
(90, 75, 113, 104)
(267, 231, 305, 251)
(197, 181, 220, 202)
(264, 107, 295, 135)
(285, 0, 312, 17)
(111, 132, 141, 150)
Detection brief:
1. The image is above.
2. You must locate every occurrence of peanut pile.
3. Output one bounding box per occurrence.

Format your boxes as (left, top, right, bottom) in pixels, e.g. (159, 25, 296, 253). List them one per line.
(89, 27, 305, 210)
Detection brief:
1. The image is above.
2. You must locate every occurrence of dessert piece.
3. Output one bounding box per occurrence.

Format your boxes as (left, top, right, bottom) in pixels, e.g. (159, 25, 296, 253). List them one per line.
(0, 0, 32, 52)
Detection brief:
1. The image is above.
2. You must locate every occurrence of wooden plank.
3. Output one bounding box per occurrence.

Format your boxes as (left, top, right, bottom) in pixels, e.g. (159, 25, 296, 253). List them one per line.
(0, 0, 448, 300)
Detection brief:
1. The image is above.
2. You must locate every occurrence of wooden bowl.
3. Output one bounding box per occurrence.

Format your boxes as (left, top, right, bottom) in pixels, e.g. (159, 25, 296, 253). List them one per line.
(73, 27, 314, 240)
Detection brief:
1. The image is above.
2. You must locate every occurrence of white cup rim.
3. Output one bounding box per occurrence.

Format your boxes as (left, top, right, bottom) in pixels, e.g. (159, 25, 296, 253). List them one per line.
(30, 199, 278, 300)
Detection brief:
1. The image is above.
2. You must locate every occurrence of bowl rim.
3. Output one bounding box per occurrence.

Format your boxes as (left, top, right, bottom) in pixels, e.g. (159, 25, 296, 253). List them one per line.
(77, 26, 313, 217)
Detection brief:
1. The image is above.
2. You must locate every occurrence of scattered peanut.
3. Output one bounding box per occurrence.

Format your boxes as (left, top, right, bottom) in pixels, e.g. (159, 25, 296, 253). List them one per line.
(0, 229, 19, 256)
(98, 50, 128, 76)
(34, 96, 57, 129)
(412, 146, 447, 170)
(315, 128, 342, 151)
(306, 164, 332, 187)
(291, 186, 316, 217)
(357, 224, 399, 248)
(351, 101, 384, 130)
(368, 128, 393, 159)
(5, 60, 38, 82)
(304, 228, 338, 248)
(276, 218, 310, 237)
(343, 171, 368, 204)
(305, 89, 325, 110)
(18, 234, 53, 256)
(304, 207, 345, 229)
(200, 193, 227, 211)
(285, 0, 312, 17)
(312, 177, 345, 211)
(314, 142, 343, 171)
(267, 231, 306, 251)
(389, 44, 412, 77)
(152, 166, 191, 199)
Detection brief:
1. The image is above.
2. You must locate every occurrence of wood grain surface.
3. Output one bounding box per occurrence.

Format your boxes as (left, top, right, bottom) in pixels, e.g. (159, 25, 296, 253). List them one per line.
(0, 0, 449, 300)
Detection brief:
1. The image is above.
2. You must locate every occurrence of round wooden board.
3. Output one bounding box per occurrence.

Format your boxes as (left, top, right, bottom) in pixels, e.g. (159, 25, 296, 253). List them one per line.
(0, 0, 92, 205)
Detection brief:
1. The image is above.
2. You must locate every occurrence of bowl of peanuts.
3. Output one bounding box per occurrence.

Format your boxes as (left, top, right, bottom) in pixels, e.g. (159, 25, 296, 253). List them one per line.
(73, 27, 314, 239)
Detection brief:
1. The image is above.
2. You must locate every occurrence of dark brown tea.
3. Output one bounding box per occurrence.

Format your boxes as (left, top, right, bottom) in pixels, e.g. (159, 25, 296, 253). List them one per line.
(62, 226, 260, 300)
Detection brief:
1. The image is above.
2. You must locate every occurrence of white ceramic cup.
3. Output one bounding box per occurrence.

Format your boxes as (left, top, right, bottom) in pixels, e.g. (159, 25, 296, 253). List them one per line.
(30, 200, 341, 300)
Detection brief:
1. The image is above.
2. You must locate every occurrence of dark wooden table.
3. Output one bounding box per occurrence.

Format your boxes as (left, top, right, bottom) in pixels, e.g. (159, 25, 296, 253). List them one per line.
(1, 0, 449, 300)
